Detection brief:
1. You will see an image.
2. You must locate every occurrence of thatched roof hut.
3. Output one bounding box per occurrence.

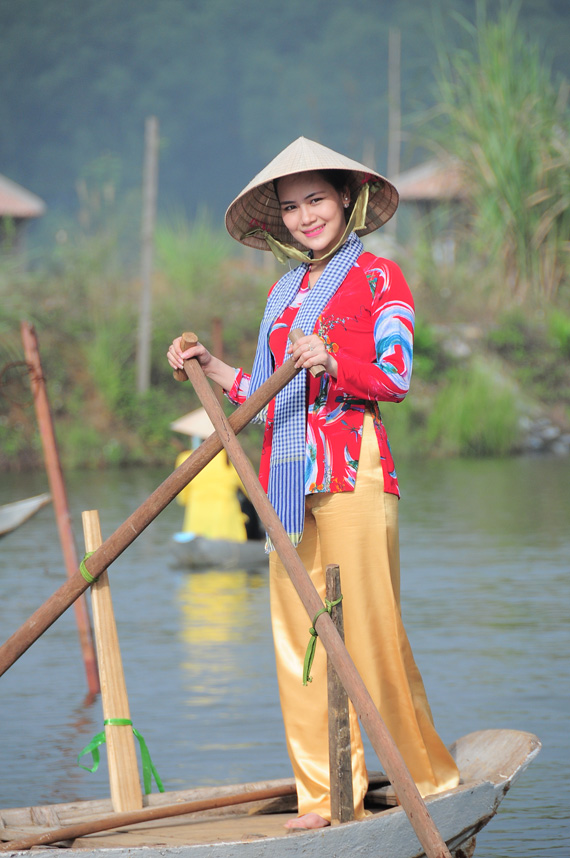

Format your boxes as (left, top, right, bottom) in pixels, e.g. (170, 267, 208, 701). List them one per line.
(392, 158, 469, 264)
(393, 157, 468, 205)
(0, 173, 46, 250)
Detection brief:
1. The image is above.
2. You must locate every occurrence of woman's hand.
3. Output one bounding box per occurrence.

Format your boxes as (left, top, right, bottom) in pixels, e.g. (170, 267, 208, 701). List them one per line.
(167, 336, 237, 391)
(167, 337, 213, 373)
(287, 334, 338, 379)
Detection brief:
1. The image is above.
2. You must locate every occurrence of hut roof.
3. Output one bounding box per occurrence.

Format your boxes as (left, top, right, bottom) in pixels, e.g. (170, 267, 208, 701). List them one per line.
(393, 158, 468, 202)
(0, 173, 46, 218)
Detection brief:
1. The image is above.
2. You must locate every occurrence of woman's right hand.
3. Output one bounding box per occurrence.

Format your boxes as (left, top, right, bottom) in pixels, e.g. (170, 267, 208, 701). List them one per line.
(167, 337, 212, 374)
(167, 337, 237, 391)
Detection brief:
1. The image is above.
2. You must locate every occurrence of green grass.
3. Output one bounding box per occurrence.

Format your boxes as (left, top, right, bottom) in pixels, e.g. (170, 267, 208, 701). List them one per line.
(426, 358, 522, 457)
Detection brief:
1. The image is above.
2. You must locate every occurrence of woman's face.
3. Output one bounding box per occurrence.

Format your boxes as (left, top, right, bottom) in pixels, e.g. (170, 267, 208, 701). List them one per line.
(277, 171, 349, 258)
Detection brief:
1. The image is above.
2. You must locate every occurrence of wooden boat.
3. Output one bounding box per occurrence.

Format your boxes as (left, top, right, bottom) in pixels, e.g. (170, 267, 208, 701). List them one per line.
(172, 533, 268, 571)
(0, 729, 540, 858)
(0, 493, 51, 538)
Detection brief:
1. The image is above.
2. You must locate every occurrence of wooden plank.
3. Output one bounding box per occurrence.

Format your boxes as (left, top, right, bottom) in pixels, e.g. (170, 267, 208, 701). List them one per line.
(82, 511, 143, 813)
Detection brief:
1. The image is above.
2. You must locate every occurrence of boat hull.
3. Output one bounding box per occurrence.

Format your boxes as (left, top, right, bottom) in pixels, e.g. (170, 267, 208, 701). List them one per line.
(0, 494, 51, 537)
(0, 730, 541, 858)
(171, 535, 268, 571)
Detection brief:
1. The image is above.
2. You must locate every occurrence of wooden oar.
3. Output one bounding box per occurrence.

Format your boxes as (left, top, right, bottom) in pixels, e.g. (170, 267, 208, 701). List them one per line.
(179, 334, 453, 858)
(0, 351, 302, 678)
(0, 784, 296, 852)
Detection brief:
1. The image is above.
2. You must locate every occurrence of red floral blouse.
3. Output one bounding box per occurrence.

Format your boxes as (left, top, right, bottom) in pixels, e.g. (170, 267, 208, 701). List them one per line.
(227, 252, 414, 499)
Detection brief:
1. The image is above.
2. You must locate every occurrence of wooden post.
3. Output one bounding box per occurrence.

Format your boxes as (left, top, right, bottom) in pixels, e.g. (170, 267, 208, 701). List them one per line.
(386, 26, 401, 236)
(326, 564, 354, 825)
(82, 511, 143, 812)
(20, 321, 100, 698)
(136, 115, 159, 395)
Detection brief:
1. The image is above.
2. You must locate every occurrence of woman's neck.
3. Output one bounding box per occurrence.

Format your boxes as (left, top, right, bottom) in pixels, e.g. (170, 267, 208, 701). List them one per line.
(308, 260, 326, 289)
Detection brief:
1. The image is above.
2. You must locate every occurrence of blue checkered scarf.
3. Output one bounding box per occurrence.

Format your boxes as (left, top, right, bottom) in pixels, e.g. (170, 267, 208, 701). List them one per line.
(249, 232, 364, 547)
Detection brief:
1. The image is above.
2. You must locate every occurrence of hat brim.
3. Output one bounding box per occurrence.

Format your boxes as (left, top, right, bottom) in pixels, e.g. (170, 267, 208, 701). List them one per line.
(225, 137, 399, 252)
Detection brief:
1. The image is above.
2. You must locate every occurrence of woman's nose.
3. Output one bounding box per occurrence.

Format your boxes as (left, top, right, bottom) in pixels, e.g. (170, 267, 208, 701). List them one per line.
(299, 204, 315, 223)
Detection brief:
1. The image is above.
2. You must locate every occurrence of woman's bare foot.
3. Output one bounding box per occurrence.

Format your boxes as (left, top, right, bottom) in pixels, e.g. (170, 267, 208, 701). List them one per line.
(284, 813, 330, 830)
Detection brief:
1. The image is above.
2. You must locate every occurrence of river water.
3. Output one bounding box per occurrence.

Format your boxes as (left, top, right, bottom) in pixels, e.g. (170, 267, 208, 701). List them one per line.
(1, 455, 568, 856)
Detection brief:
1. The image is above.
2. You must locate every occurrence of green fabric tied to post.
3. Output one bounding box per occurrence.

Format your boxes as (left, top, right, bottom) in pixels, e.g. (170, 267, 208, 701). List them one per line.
(77, 718, 164, 795)
(302, 596, 343, 686)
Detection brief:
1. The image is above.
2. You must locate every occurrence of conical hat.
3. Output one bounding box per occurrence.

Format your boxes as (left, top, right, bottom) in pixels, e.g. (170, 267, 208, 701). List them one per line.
(225, 136, 399, 252)
(170, 408, 215, 440)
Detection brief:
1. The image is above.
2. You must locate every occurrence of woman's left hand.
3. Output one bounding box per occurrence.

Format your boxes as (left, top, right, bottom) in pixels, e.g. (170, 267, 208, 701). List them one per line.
(287, 335, 338, 379)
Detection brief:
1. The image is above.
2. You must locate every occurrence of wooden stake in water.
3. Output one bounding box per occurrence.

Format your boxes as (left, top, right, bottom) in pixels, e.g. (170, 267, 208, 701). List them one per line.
(82, 510, 143, 812)
(20, 321, 100, 698)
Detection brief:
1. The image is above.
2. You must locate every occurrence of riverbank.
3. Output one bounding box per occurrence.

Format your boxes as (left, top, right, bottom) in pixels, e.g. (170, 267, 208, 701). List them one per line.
(2, 313, 569, 474)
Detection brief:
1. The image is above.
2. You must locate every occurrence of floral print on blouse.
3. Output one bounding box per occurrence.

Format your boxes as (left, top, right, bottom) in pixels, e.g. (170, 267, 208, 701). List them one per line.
(227, 252, 414, 499)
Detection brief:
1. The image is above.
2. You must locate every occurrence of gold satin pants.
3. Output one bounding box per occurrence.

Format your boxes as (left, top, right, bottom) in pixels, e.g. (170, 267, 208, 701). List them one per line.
(269, 413, 460, 820)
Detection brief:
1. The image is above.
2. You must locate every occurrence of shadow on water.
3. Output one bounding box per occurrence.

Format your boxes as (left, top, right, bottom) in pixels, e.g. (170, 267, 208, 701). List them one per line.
(0, 457, 569, 856)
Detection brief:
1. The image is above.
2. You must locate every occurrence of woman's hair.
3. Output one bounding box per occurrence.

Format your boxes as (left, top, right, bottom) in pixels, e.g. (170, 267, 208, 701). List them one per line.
(273, 169, 351, 201)
(315, 169, 351, 194)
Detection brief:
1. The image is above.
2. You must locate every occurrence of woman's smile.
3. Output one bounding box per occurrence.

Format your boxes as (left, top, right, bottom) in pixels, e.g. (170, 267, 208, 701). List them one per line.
(303, 224, 326, 237)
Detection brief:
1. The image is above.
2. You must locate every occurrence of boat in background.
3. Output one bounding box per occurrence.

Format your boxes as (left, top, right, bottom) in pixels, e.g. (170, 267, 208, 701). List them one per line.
(0, 729, 541, 857)
(171, 407, 266, 571)
(172, 531, 267, 571)
(0, 493, 51, 538)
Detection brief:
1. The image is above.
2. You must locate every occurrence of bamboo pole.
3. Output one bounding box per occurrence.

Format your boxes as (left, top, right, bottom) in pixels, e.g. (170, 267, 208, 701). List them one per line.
(326, 564, 354, 825)
(0, 350, 302, 676)
(20, 321, 100, 697)
(179, 339, 453, 858)
(82, 511, 143, 812)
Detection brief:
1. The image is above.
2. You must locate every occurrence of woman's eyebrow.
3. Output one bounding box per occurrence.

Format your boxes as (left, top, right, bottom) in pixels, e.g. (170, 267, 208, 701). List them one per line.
(279, 190, 323, 205)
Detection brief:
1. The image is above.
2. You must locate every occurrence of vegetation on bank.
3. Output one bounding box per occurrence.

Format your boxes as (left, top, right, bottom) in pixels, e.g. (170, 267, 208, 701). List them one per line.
(1, 3, 568, 472)
(1, 217, 568, 472)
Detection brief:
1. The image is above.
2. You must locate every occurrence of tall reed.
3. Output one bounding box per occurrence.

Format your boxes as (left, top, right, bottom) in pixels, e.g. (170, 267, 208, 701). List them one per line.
(430, 1, 569, 305)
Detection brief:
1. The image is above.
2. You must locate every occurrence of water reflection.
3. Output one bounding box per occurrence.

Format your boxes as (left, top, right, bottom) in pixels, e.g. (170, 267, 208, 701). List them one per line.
(179, 568, 265, 646)
(178, 568, 268, 714)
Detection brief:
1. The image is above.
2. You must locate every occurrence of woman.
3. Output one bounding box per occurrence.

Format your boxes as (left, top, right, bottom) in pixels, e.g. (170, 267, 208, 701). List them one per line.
(167, 137, 460, 829)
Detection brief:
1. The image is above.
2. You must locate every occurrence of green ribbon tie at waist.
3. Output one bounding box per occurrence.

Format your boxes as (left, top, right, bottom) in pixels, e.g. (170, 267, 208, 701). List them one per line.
(302, 596, 343, 686)
(77, 718, 164, 794)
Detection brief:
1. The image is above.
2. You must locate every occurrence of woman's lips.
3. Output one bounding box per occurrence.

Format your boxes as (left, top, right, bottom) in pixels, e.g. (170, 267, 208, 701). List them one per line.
(303, 225, 325, 238)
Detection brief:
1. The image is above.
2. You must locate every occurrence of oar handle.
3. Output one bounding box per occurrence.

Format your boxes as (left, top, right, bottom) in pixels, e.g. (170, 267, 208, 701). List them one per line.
(289, 328, 326, 378)
(172, 331, 199, 381)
